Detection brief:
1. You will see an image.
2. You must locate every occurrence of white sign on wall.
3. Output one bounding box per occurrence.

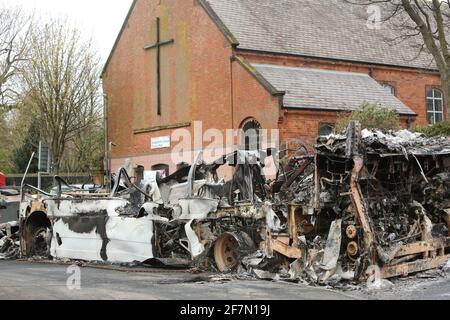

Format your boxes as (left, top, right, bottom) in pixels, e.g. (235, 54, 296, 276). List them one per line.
(151, 136, 171, 149)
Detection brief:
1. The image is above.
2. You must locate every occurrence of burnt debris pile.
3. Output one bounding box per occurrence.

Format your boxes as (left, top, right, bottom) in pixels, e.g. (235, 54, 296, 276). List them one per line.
(0, 221, 19, 260)
(17, 122, 450, 286)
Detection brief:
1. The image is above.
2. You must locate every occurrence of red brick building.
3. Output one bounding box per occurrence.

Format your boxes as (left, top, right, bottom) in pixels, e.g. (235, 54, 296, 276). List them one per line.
(102, 0, 446, 172)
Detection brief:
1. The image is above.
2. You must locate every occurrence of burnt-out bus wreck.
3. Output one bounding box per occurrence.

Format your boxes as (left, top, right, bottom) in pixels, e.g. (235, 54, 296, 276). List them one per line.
(18, 122, 450, 284)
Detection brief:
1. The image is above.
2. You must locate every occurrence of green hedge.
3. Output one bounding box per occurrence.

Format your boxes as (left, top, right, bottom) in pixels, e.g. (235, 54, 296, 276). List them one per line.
(412, 120, 450, 137)
(335, 102, 400, 132)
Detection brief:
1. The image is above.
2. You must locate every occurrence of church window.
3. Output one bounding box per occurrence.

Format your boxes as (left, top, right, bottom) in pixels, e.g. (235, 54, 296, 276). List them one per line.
(242, 119, 262, 151)
(426, 88, 444, 124)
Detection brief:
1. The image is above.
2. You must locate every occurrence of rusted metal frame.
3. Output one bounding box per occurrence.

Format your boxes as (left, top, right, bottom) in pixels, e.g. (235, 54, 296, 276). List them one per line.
(390, 254, 421, 266)
(350, 156, 377, 263)
(264, 204, 303, 259)
(19, 220, 30, 257)
(264, 205, 302, 259)
(269, 238, 302, 259)
(346, 122, 379, 265)
(394, 237, 450, 258)
(260, 234, 302, 259)
(314, 154, 321, 210)
(380, 255, 450, 279)
(288, 205, 300, 246)
(265, 228, 274, 258)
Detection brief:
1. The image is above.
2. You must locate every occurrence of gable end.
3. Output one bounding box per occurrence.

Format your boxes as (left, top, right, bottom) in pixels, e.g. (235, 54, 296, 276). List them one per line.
(101, 0, 138, 77)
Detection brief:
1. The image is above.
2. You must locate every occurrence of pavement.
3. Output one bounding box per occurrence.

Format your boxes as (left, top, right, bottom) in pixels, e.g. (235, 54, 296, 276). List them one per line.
(0, 260, 449, 300)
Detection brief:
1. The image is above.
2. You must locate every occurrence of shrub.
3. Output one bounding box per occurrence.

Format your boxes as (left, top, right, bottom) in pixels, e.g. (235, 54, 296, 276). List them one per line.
(335, 102, 400, 133)
(412, 120, 450, 137)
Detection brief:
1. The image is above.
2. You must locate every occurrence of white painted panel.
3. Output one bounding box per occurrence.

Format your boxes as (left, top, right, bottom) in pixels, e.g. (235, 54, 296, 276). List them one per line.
(51, 219, 102, 261)
(105, 216, 154, 263)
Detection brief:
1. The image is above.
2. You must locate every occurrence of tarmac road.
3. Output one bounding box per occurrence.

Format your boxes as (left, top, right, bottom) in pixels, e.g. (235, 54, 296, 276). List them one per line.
(0, 260, 449, 300)
(0, 260, 362, 300)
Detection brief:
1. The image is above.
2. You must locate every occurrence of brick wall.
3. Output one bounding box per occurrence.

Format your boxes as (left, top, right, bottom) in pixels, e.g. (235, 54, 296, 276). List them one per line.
(103, 0, 237, 171)
(279, 109, 340, 148)
(278, 109, 411, 149)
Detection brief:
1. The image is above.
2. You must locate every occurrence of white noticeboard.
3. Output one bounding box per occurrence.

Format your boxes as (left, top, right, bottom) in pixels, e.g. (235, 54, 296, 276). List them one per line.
(151, 136, 171, 149)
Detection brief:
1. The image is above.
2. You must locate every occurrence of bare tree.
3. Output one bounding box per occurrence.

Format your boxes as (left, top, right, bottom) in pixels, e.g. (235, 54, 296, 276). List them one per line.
(22, 21, 102, 173)
(60, 121, 104, 174)
(0, 6, 31, 107)
(346, 0, 450, 112)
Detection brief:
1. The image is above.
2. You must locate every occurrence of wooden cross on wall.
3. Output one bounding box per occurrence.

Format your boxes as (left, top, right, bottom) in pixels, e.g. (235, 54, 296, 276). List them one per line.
(144, 17, 174, 116)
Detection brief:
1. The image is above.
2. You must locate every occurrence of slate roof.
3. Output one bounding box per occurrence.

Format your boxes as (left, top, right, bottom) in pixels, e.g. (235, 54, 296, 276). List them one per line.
(253, 64, 416, 115)
(205, 0, 436, 70)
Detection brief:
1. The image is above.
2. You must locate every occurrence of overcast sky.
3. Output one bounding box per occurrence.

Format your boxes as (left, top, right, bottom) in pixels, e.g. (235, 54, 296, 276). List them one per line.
(0, 0, 134, 63)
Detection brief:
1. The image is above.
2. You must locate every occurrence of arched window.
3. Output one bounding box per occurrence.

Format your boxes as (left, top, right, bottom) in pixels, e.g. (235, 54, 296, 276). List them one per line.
(241, 119, 262, 151)
(427, 88, 444, 124)
(151, 163, 169, 178)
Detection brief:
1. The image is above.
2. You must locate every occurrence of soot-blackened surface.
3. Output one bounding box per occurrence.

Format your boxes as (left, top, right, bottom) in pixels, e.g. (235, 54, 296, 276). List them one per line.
(60, 210, 110, 261)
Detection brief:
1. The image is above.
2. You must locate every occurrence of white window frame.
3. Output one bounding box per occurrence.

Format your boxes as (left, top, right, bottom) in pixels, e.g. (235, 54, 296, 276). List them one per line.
(381, 82, 396, 96)
(426, 88, 444, 125)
